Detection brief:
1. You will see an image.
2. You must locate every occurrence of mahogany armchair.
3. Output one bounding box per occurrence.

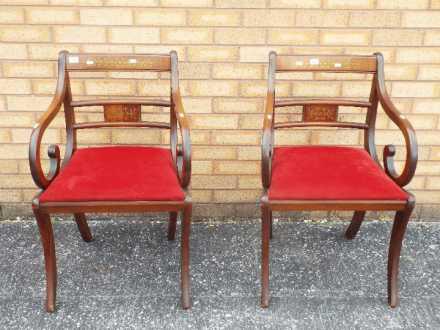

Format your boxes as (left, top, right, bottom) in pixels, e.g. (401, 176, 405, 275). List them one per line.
(261, 52, 417, 308)
(29, 51, 192, 312)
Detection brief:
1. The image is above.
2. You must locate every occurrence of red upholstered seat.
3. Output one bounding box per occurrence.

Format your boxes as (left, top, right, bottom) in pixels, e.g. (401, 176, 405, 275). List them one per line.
(268, 146, 408, 201)
(40, 146, 184, 203)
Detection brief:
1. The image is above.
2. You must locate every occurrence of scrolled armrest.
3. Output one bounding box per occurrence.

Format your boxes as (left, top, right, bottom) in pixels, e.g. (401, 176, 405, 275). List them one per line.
(29, 97, 63, 189)
(261, 92, 275, 190)
(29, 51, 67, 189)
(376, 53, 418, 187)
(171, 89, 191, 189)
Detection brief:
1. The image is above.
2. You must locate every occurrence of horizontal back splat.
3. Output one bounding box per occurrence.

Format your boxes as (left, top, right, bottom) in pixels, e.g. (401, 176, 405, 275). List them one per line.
(104, 104, 141, 122)
(303, 104, 338, 122)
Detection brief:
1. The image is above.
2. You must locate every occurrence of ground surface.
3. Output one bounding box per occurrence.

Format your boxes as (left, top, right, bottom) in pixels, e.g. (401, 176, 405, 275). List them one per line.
(1, 218, 439, 329)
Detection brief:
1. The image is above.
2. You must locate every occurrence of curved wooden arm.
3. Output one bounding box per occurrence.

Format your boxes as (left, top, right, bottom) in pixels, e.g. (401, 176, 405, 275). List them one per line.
(375, 53, 418, 187)
(261, 51, 277, 190)
(170, 51, 191, 189)
(29, 51, 67, 189)
(262, 92, 275, 190)
(171, 89, 191, 189)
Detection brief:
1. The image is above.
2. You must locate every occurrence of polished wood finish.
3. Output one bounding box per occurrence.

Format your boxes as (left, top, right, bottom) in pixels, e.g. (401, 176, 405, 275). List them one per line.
(29, 52, 66, 190)
(74, 213, 93, 242)
(170, 51, 191, 189)
(33, 209, 57, 313)
(265, 199, 406, 211)
(70, 98, 170, 108)
(104, 104, 141, 122)
(345, 211, 366, 240)
(65, 53, 171, 72)
(269, 210, 273, 240)
(276, 54, 377, 73)
(29, 51, 192, 312)
(168, 211, 178, 241)
(376, 53, 417, 187)
(388, 194, 414, 307)
(180, 204, 192, 309)
(35, 200, 186, 213)
(274, 121, 368, 130)
(303, 104, 338, 122)
(261, 51, 418, 308)
(73, 121, 170, 130)
(261, 204, 271, 308)
(275, 98, 371, 108)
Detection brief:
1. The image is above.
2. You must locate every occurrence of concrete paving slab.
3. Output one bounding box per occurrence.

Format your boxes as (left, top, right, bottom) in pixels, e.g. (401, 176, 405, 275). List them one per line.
(0, 219, 439, 329)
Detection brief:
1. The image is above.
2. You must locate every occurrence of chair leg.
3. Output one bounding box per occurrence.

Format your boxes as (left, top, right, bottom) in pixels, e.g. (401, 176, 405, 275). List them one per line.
(33, 209, 57, 313)
(269, 210, 273, 240)
(261, 205, 271, 308)
(73, 213, 93, 242)
(168, 211, 178, 241)
(181, 204, 191, 309)
(345, 211, 366, 240)
(388, 201, 414, 308)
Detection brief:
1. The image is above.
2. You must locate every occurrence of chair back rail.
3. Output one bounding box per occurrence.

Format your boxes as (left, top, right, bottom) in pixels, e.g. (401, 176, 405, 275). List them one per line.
(274, 98, 371, 108)
(274, 121, 368, 130)
(73, 121, 170, 130)
(70, 99, 171, 108)
(276, 54, 377, 73)
(65, 53, 171, 72)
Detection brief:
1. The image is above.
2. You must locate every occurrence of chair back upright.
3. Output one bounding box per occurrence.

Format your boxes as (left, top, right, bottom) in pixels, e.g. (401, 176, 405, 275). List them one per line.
(268, 52, 380, 161)
(55, 51, 181, 165)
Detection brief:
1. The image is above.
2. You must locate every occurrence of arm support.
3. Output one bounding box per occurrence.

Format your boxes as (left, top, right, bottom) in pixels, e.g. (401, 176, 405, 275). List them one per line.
(29, 53, 67, 189)
(171, 89, 192, 189)
(376, 53, 417, 187)
(261, 51, 277, 190)
(261, 92, 275, 190)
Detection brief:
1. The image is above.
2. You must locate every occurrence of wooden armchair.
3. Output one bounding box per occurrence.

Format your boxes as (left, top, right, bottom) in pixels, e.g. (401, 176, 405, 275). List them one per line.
(261, 52, 417, 308)
(29, 51, 192, 312)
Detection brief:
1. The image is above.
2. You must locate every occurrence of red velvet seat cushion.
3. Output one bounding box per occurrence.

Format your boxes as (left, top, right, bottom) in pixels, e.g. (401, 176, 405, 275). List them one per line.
(268, 146, 408, 201)
(40, 146, 184, 203)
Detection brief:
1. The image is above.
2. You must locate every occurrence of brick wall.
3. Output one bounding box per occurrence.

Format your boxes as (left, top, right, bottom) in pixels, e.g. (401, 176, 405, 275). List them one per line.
(0, 0, 440, 219)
